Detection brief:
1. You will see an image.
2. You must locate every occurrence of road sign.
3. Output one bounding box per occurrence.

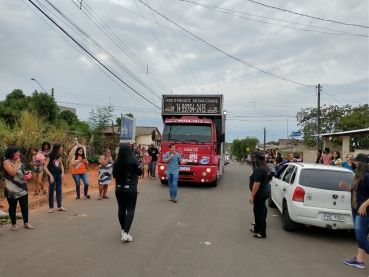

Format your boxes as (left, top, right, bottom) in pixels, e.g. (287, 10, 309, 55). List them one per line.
(246, 148, 250, 152)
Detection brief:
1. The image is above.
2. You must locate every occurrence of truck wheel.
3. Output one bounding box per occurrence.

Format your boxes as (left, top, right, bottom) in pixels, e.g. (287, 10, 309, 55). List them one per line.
(268, 196, 276, 208)
(160, 180, 168, 185)
(210, 178, 218, 187)
(282, 202, 297, 231)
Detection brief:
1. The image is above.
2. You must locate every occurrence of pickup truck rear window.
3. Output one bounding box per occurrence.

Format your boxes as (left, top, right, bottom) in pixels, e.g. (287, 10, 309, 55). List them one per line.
(299, 169, 354, 191)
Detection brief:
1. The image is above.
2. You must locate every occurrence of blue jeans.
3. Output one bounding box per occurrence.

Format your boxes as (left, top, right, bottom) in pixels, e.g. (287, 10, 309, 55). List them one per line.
(49, 174, 62, 209)
(355, 215, 369, 254)
(149, 161, 157, 177)
(72, 173, 90, 198)
(167, 173, 179, 199)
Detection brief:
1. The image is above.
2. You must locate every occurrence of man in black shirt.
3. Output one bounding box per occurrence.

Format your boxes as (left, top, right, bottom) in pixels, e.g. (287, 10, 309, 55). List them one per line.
(148, 143, 159, 180)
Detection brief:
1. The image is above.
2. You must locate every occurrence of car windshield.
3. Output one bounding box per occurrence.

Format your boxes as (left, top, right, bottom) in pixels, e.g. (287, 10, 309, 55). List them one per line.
(299, 169, 354, 191)
(163, 124, 211, 143)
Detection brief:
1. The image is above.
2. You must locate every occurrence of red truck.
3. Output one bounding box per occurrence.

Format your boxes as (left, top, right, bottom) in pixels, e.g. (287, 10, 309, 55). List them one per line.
(157, 95, 226, 187)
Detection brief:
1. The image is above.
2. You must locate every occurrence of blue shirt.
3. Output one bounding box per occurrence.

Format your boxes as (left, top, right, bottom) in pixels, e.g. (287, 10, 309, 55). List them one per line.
(163, 152, 182, 174)
(342, 161, 355, 172)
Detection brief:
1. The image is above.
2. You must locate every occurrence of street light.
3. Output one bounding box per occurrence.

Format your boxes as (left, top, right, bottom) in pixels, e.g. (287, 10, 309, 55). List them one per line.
(31, 78, 47, 94)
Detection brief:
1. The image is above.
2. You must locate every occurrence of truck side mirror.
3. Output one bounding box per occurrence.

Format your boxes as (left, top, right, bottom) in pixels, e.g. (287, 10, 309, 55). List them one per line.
(151, 129, 156, 141)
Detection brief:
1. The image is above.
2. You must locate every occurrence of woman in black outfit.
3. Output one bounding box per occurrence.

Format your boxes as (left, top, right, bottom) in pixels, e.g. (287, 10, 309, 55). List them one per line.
(113, 144, 142, 242)
(249, 152, 271, 238)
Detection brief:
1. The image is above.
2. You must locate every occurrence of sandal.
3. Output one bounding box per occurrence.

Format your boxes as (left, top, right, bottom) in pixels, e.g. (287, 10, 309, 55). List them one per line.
(251, 222, 255, 226)
(102, 196, 110, 199)
(250, 229, 257, 233)
(24, 224, 34, 229)
(57, 207, 67, 211)
(11, 225, 19, 231)
(98, 196, 102, 200)
(48, 209, 54, 213)
(253, 234, 266, 239)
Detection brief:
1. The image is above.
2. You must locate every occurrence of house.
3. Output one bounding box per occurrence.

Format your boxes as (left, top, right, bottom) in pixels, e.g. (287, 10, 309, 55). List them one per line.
(104, 126, 162, 148)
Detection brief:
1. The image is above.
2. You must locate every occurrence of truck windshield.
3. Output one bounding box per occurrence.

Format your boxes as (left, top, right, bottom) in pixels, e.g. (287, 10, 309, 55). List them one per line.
(163, 124, 211, 143)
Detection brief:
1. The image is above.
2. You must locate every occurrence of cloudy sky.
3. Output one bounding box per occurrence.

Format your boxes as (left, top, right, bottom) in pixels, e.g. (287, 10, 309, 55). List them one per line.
(0, 0, 368, 143)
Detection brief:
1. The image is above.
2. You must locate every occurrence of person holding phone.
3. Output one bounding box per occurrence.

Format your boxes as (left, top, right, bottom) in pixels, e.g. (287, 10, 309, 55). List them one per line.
(163, 144, 186, 203)
(71, 147, 90, 200)
(44, 143, 66, 213)
(3, 146, 34, 230)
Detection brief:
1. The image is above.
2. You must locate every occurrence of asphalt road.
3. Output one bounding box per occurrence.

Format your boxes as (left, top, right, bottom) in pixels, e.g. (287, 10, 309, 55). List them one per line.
(0, 162, 364, 277)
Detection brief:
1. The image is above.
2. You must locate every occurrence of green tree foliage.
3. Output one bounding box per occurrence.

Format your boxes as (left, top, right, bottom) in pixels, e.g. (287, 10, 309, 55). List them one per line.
(29, 91, 59, 122)
(230, 137, 259, 158)
(57, 110, 90, 136)
(296, 104, 369, 148)
(87, 106, 115, 131)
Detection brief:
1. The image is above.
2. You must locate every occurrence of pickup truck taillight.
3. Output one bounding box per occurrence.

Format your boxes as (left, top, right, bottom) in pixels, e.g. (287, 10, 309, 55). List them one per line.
(292, 187, 305, 202)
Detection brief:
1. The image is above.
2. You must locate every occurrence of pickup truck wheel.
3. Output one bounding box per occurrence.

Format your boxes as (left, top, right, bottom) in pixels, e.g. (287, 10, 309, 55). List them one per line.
(282, 202, 297, 231)
(268, 196, 276, 208)
(160, 180, 168, 185)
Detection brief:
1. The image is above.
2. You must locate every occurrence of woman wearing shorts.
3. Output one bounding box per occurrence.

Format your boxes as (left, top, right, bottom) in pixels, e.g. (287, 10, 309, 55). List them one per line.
(30, 147, 46, 196)
(98, 148, 114, 200)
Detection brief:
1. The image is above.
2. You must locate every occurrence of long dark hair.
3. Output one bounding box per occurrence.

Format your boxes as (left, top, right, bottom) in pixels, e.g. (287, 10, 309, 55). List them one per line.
(74, 147, 85, 160)
(41, 141, 51, 151)
(352, 161, 369, 190)
(113, 144, 137, 181)
(51, 143, 62, 158)
(4, 146, 20, 160)
(256, 158, 270, 173)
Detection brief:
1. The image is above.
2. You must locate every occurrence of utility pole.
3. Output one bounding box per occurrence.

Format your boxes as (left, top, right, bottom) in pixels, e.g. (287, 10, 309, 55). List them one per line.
(317, 84, 321, 148)
(287, 118, 288, 139)
(263, 127, 266, 152)
(51, 88, 54, 99)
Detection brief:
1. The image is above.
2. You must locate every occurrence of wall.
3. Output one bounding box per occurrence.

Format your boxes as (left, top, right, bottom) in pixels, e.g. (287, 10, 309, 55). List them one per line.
(136, 135, 152, 147)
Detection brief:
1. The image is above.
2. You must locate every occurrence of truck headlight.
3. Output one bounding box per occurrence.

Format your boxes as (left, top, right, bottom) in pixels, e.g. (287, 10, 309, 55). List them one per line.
(160, 165, 165, 170)
(206, 168, 211, 173)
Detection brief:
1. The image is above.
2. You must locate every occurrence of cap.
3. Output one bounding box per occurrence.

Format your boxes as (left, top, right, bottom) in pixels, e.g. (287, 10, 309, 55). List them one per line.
(129, 140, 136, 145)
(255, 152, 265, 161)
(351, 153, 369, 163)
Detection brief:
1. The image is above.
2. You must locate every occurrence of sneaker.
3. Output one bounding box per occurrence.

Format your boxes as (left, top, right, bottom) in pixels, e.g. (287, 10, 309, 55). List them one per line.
(344, 257, 365, 269)
(122, 232, 133, 242)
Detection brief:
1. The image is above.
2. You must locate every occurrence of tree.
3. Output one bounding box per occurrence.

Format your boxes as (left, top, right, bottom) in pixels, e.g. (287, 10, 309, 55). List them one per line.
(29, 91, 59, 122)
(230, 137, 259, 158)
(296, 104, 369, 148)
(87, 106, 115, 131)
(296, 105, 350, 148)
(57, 110, 78, 126)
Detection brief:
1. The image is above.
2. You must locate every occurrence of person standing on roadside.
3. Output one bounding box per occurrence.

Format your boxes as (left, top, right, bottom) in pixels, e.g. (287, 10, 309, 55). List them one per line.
(320, 147, 332, 165)
(44, 143, 66, 213)
(98, 149, 114, 200)
(71, 147, 90, 200)
(41, 141, 51, 189)
(3, 146, 34, 231)
(331, 151, 343, 166)
(113, 144, 143, 242)
(249, 152, 271, 239)
(251, 148, 259, 172)
(342, 153, 355, 172)
(163, 144, 186, 203)
(315, 149, 322, 163)
(275, 153, 283, 174)
(148, 143, 159, 180)
(339, 153, 369, 271)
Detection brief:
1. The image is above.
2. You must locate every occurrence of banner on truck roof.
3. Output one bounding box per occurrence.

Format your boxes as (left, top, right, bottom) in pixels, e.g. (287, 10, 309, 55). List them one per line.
(162, 96, 222, 115)
(119, 114, 136, 143)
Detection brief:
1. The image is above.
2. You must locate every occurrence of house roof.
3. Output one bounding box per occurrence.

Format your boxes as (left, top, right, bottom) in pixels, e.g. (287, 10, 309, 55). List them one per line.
(318, 127, 369, 137)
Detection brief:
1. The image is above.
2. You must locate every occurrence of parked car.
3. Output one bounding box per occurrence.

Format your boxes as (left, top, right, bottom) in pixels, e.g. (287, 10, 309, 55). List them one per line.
(268, 163, 355, 232)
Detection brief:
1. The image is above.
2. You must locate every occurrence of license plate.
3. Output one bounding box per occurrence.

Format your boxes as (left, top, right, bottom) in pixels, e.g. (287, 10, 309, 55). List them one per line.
(323, 213, 346, 222)
(179, 166, 190, 171)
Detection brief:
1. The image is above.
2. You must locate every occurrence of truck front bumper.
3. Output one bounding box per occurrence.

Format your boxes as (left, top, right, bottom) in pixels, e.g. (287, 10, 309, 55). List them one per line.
(157, 164, 217, 183)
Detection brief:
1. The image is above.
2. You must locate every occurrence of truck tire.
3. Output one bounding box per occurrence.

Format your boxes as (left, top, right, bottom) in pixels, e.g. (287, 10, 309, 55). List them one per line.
(160, 180, 168, 185)
(268, 196, 276, 208)
(282, 202, 298, 231)
(210, 178, 218, 187)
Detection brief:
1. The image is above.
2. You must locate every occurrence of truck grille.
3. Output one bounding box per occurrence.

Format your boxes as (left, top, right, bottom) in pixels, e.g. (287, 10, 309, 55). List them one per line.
(179, 172, 196, 176)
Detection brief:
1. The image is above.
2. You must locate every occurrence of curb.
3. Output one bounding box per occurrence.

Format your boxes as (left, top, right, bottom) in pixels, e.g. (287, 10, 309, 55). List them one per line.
(28, 188, 76, 208)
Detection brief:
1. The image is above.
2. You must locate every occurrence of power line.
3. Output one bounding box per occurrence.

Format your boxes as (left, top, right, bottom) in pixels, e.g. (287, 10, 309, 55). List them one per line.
(179, 0, 367, 37)
(133, 0, 195, 93)
(138, 0, 315, 88)
(244, 0, 369, 29)
(158, 0, 204, 93)
(179, 0, 368, 37)
(321, 88, 345, 106)
(28, 0, 160, 109)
